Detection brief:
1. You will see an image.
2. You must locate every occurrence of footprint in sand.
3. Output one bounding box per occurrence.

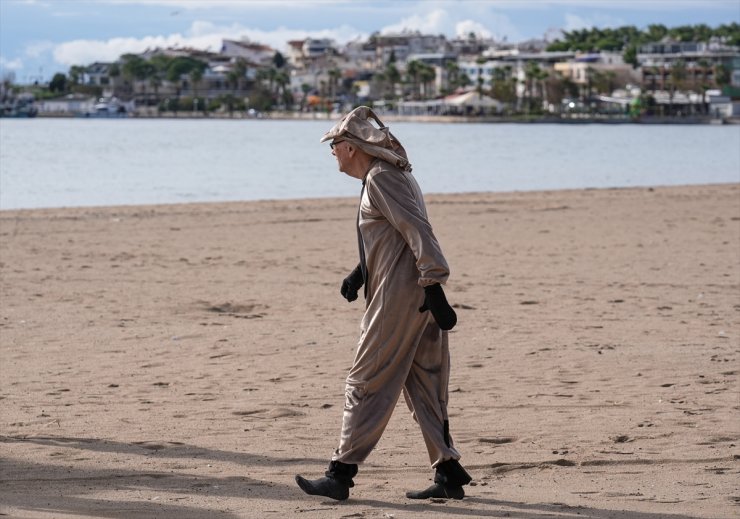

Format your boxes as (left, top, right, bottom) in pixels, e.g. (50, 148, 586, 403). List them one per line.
(232, 408, 306, 419)
(201, 301, 268, 319)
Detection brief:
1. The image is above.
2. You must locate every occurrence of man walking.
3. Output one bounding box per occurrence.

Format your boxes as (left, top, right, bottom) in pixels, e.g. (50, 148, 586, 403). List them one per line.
(295, 106, 471, 501)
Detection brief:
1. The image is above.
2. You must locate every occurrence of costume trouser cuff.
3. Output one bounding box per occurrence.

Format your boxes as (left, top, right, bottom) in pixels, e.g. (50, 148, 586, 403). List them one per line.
(434, 459, 472, 487)
(326, 460, 358, 487)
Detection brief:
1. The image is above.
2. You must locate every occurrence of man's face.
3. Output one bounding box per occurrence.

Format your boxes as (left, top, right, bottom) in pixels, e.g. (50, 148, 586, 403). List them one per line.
(331, 139, 350, 174)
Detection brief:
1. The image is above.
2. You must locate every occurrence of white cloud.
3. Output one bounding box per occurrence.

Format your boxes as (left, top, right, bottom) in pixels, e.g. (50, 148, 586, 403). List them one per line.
(378, 7, 523, 42)
(455, 20, 493, 40)
(25, 40, 55, 58)
(54, 34, 211, 66)
(0, 56, 24, 70)
(471, 13, 524, 42)
(564, 13, 625, 32)
(51, 20, 368, 67)
(380, 9, 451, 35)
(98, 0, 344, 9)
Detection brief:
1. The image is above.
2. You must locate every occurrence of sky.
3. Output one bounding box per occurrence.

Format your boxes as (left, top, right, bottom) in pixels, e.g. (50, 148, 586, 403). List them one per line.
(1, 0, 739, 84)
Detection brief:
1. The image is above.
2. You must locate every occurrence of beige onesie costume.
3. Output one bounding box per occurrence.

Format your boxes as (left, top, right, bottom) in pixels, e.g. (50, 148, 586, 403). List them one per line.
(295, 107, 470, 501)
(334, 157, 461, 467)
(321, 107, 461, 467)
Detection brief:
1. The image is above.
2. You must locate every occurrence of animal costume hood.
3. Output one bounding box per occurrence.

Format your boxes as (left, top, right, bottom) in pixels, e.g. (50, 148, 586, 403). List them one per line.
(320, 106, 412, 172)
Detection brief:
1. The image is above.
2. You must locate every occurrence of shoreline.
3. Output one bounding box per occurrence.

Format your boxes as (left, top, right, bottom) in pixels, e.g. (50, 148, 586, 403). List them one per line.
(2, 182, 739, 214)
(28, 110, 740, 125)
(1, 183, 738, 518)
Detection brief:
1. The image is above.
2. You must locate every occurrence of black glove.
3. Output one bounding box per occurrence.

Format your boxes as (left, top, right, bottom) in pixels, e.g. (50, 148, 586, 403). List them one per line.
(340, 264, 364, 302)
(418, 283, 457, 330)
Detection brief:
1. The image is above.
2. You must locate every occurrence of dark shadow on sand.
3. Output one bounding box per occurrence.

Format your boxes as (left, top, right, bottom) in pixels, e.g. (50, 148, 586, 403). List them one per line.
(1, 434, 325, 467)
(0, 435, 327, 518)
(350, 496, 708, 519)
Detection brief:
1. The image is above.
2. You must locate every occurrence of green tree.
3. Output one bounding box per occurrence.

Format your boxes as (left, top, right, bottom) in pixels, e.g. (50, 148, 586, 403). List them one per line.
(696, 59, 712, 113)
(120, 54, 154, 99)
(68, 65, 86, 86)
(545, 72, 579, 109)
(591, 69, 617, 95)
(715, 23, 740, 46)
(275, 69, 290, 107)
(418, 62, 436, 99)
(623, 45, 638, 69)
(149, 73, 162, 110)
(328, 68, 342, 100)
(546, 22, 739, 53)
(385, 62, 401, 98)
(189, 67, 203, 102)
(444, 61, 460, 93)
(715, 64, 731, 90)
(235, 58, 250, 90)
(405, 60, 422, 99)
(646, 24, 668, 42)
(668, 59, 688, 115)
(226, 67, 243, 115)
(524, 61, 548, 113)
(108, 63, 121, 95)
(49, 73, 67, 93)
(273, 51, 286, 69)
(299, 82, 312, 111)
(372, 71, 388, 100)
(120, 55, 152, 81)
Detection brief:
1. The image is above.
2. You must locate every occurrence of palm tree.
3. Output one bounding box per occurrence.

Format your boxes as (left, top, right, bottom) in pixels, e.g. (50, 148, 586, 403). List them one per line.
(405, 60, 422, 100)
(373, 71, 388, 100)
(149, 73, 162, 114)
(232, 58, 248, 94)
(696, 58, 711, 113)
(418, 63, 436, 100)
(524, 61, 547, 113)
(275, 70, 290, 108)
(328, 68, 342, 101)
(299, 82, 312, 112)
(714, 63, 731, 91)
(490, 66, 515, 111)
(669, 59, 688, 115)
(108, 63, 121, 96)
(385, 62, 400, 99)
(189, 67, 203, 102)
(226, 65, 244, 116)
(266, 67, 277, 96)
(445, 61, 459, 92)
(581, 65, 596, 110)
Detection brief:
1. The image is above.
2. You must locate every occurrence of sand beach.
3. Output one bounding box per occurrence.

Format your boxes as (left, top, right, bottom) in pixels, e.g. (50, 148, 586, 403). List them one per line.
(0, 183, 738, 518)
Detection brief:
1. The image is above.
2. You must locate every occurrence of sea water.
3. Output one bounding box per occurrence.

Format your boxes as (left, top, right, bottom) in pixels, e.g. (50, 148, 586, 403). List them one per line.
(1, 118, 738, 210)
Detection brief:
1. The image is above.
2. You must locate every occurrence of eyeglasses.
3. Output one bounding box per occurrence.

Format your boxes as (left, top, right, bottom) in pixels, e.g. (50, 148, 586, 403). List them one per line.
(330, 139, 345, 149)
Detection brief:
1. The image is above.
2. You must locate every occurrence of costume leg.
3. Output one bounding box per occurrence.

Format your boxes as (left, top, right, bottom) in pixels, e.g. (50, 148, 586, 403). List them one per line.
(332, 296, 429, 465)
(402, 322, 461, 467)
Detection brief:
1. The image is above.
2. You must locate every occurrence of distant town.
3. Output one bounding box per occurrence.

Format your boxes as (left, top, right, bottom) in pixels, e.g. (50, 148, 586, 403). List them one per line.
(1, 23, 739, 122)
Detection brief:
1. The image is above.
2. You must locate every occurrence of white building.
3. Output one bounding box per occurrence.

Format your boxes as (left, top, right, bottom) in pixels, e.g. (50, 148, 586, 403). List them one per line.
(221, 39, 275, 66)
(37, 94, 95, 115)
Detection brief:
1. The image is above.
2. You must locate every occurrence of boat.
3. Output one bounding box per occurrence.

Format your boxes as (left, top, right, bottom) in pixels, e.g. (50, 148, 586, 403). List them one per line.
(85, 97, 129, 117)
(0, 93, 38, 118)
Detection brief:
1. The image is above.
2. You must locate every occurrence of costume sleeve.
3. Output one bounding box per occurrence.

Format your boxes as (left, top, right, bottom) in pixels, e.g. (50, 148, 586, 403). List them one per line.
(366, 170, 449, 286)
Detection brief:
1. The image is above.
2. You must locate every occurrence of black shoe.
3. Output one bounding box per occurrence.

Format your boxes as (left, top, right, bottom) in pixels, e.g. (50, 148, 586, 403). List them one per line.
(295, 475, 350, 501)
(435, 459, 472, 486)
(406, 483, 465, 500)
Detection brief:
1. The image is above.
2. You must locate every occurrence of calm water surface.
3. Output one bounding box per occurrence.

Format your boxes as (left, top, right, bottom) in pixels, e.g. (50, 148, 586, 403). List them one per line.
(1, 118, 738, 209)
